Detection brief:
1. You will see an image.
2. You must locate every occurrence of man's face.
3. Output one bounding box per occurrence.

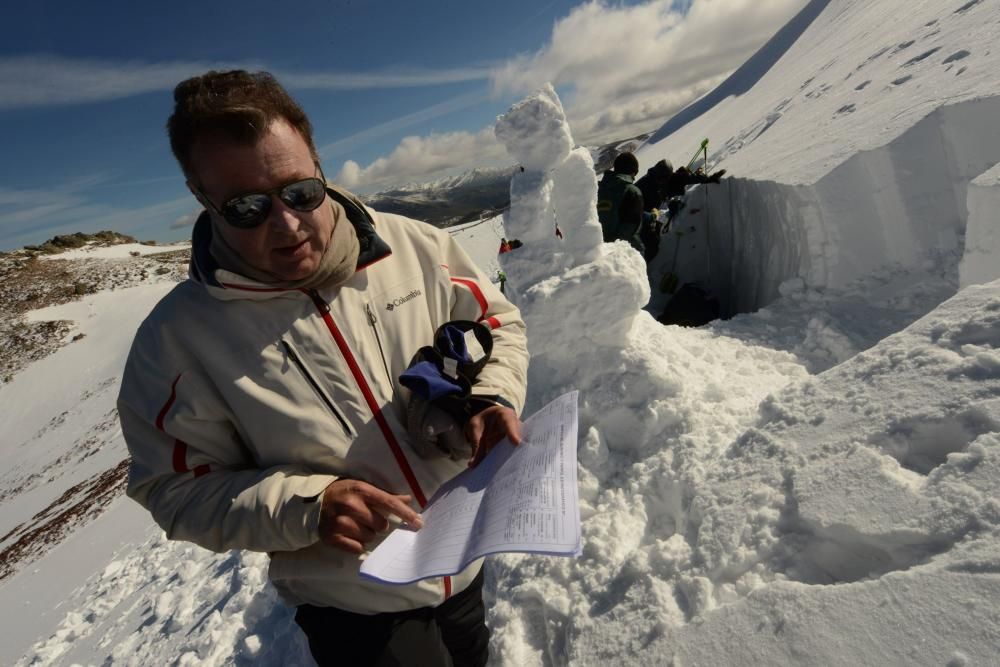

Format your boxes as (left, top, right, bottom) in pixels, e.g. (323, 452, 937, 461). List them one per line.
(188, 119, 334, 281)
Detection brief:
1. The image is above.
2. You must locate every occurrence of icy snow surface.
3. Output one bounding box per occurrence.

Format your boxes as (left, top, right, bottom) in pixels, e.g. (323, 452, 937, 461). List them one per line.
(1, 0, 1000, 664)
(37, 242, 191, 261)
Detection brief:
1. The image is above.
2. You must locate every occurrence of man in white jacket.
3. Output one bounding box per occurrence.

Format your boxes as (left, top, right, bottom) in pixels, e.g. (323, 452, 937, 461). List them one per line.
(118, 70, 528, 666)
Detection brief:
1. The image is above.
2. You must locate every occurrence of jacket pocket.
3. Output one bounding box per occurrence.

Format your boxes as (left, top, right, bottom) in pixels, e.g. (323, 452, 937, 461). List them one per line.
(281, 338, 355, 437)
(364, 302, 394, 390)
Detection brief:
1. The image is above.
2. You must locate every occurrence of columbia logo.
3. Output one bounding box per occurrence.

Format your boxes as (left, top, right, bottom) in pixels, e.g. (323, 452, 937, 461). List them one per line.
(386, 289, 422, 312)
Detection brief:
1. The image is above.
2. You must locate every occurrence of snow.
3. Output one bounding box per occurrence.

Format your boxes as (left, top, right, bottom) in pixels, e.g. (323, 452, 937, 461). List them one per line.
(639, 0, 1000, 314)
(37, 242, 191, 261)
(2, 0, 1000, 664)
(959, 161, 1000, 288)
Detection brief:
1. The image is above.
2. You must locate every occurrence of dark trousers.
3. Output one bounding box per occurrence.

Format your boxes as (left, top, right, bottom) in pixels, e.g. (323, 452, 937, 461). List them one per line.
(294, 570, 489, 667)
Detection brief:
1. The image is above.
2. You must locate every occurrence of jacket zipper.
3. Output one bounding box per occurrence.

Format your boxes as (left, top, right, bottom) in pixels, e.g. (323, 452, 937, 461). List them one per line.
(305, 289, 428, 507)
(365, 303, 394, 389)
(280, 339, 354, 437)
(305, 291, 450, 598)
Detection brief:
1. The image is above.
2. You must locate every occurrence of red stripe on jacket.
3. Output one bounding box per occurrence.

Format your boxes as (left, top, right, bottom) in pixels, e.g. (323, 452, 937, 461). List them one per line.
(172, 440, 210, 477)
(450, 277, 489, 322)
(306, 292, 429, 508)
(156, 375, 182, 431)
(156, 374, 209, 477)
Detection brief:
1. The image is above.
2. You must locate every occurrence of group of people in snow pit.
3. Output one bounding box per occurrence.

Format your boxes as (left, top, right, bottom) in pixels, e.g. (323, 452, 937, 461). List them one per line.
(118, 69, 528, 667)
(597, 151, 725, 261)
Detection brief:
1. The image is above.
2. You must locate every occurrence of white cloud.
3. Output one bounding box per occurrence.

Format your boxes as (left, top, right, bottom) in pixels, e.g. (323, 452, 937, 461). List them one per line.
(492, 0, 809, 125)
(341, 0, 808, 189)
(333, 128, 506, 191)
(0, 55, 495, 110)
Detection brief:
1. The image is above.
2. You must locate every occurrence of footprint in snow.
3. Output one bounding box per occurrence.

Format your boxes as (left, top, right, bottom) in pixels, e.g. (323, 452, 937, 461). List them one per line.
(903, 47, 942, 67)
(891, 75, 914, 86)
(954, 0, 982, 14)
(956, 66, 968, 76)
(854, 80, 871, 91)
(892, 40, 916, 54)
(942, 49, 971, 64)
(835, 104, 857, 116)
(853, 46, 891, 73)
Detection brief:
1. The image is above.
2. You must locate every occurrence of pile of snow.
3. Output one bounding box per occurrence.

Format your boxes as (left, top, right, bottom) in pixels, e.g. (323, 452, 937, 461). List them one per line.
(487, 80, 1000, 665)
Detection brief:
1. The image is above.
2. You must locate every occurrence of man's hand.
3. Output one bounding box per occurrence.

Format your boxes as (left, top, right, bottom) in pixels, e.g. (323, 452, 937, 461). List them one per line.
(466, 405, 522, 468)
(318, 479, 423, 555)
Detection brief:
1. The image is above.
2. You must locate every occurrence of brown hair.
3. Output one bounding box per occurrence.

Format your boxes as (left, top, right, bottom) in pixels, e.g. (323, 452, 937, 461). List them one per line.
(168, 70, 317, 177)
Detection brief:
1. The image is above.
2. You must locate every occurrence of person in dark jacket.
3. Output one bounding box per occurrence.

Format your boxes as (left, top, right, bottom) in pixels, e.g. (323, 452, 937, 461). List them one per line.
(636, 159, 726, 210)
(635, 159, 726, 260)
(596, 152, 656, 255)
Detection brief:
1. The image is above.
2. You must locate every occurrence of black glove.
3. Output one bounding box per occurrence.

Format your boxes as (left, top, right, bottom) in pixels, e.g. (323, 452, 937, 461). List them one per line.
(709, 169, 726, 183)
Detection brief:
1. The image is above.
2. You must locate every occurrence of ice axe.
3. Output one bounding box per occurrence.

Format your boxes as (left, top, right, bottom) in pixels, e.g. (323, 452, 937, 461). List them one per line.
(686, 138, 709, 171)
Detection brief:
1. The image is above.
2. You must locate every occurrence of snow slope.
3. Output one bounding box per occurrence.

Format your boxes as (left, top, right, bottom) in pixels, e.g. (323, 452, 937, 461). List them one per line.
(639, 0, 1000, 316)
(1, 0, 999, 665)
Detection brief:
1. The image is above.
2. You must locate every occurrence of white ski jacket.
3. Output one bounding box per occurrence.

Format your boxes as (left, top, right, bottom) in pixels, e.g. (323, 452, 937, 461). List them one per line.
(118, 190, 528, 613)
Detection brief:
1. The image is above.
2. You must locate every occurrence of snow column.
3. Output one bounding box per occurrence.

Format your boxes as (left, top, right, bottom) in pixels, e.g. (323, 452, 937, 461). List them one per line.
(494, 84, 649, 384)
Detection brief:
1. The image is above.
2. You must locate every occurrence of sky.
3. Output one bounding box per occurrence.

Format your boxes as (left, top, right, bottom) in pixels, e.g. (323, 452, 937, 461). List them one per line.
(0, 0, 807, 250)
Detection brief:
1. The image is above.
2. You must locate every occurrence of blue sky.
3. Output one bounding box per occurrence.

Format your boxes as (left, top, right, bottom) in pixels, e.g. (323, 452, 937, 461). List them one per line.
(0, 0, 805, 250)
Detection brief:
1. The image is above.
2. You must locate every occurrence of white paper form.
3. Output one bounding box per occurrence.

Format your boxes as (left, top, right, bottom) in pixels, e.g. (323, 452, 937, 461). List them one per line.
(360, 391, 580, 585)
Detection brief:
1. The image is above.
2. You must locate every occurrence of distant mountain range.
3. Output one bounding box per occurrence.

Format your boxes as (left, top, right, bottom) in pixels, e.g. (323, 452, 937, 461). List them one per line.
(360, 132, 651, 228)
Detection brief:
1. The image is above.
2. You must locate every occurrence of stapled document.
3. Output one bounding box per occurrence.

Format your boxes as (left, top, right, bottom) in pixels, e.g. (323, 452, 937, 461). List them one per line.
(360, 391, 581, 584)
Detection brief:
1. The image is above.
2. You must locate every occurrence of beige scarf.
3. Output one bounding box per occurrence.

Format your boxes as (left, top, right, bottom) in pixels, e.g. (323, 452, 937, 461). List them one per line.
(209, 200, 360, 291)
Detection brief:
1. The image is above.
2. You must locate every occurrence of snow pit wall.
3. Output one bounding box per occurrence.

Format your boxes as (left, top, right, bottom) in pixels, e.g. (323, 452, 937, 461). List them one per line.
(649, 96, 1000, 318)
(959, 162, 1000, 288)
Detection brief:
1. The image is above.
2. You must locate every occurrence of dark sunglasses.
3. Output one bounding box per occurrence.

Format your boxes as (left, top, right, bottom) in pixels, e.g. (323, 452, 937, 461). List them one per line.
(195, 163, 328, 229)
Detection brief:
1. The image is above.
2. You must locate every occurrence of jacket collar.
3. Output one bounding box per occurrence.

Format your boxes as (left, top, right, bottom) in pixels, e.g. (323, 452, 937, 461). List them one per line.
(189, 185, 392, 296)
(602, 170, 635, 184)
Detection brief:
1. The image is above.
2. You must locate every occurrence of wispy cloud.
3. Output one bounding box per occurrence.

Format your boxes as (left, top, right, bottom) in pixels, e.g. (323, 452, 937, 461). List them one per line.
(318, 90, 491, 159)
(0, 56, 243, 109)
(278, 66, 495, 91)
(0, 183, 193, 250)
(0, 55, 495, 110)
(170, 209, 202, 230)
